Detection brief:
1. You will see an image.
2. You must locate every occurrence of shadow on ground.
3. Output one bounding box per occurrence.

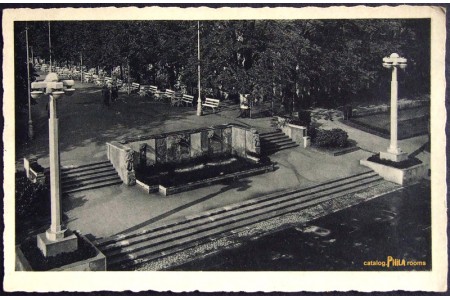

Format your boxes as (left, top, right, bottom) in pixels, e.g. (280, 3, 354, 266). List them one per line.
(115, 178, 253, 235)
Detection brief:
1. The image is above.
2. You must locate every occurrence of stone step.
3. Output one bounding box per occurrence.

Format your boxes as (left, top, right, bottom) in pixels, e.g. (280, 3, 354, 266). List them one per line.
(107, 176, 383, 270)
(260, 135, 291, 143)
(63, 178, 122, 195)
(262, 143, 298, 154)
(259, 131, 282, 138)
(261, 139, 297, 148)
(62, 174, 121, 189)
(99, 172, 380, 266)
(61, 166, 113, 178)
(102, 173, 381, 258)
(61, 164, 115, 177)
(62, 168, 118, 183)
(62, 160, 111, 169)
(61, 161, 112, 175)
(96, 170, 375, 247)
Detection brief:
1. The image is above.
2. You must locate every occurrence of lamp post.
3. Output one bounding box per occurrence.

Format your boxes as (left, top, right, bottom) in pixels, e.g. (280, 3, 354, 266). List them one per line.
(294, 64, 300, 115)
(48, 21, 52, 73)
(80, 52, 83, 83)
(380, 53, 408, 162)
(196, 21, 202, 116)
(25, 24, 34, 140)
(31, 75, 77, 257)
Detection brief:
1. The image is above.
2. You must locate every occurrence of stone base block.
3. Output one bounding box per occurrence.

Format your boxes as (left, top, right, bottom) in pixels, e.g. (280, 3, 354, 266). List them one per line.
(303, 136, 311, 148)
(37, 232, 78, 257)
(17, 234, 107, 271)
(380, 150, 408, 162)
(127, 170, 136, 186)
(360, 159, 427, 185)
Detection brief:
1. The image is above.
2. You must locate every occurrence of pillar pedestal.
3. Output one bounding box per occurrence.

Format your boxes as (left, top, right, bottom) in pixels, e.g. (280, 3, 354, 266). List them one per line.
(380, 150, 408, 162)
(37, 230, 78, 257)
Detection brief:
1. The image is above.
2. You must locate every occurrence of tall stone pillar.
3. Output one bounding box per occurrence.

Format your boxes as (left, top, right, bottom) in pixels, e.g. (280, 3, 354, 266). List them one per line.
(380, 53, 408, 162)
(47, 94, 64, 239)
(37, 94, 78, 257)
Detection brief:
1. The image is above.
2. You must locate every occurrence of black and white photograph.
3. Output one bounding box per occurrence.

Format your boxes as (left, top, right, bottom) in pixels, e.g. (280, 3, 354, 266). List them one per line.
(2, 4, 447, 293)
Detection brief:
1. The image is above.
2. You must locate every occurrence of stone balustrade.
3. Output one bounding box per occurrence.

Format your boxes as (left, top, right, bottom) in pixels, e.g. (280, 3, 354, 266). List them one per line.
(276, 116, 310, 148)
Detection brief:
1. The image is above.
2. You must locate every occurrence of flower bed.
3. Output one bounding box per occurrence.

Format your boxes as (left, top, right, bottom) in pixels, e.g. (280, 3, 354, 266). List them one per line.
(135, 154, 274, 195)
(136, 154, 271, 188)
(361, 154, 426, 185)
(19, 232, 98, 271)
(367, 153, 422, 169)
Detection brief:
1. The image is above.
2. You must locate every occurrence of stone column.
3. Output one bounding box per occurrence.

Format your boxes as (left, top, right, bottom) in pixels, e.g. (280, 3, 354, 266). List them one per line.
(37, 94, 78, 257)
(380, 53, 408, 162)
(388, 66, 399, 154)
(47, 94, 65, 240)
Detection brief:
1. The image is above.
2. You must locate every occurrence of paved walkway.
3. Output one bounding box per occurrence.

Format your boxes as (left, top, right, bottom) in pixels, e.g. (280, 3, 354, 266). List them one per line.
(17, 80, 430, 240)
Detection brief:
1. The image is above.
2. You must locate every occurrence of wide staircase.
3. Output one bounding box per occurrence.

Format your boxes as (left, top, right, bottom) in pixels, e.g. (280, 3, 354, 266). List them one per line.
(94, 170, 383, 270)
(260, 130, 298, 155)
(61, 161, 122, 195)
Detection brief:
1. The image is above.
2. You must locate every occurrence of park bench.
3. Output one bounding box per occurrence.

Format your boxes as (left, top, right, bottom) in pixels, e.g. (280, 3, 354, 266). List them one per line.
(181, 94, 195, 106)
(170, 92, 183, 107)
(92, 74, 102, 86)
(147, 85, 163, 100)
(83, 72, 92, 83)
(131, 82, 140, 93)
(148, 85, 158, 94)
(70, 70, 80, 79)
(202, 98, 220, 113)
(163, 89, 176, 102)
(138, 85, 152, 97)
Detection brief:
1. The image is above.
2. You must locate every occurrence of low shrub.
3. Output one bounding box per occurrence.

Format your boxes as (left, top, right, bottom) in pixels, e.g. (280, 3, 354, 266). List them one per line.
(292, 110, 312, 127)
(281, 110, 312, 128)
(15, 171, 50, 222)
(312, 128, 349, 148)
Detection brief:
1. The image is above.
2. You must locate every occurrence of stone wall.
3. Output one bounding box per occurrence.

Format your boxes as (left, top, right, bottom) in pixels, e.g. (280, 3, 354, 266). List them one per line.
(23, 157, 46, 185)
(123, 124, 257, 169)
(360, 159, 427, 185)
(276, 117, 309, 147)
(106, 141, 137, 186)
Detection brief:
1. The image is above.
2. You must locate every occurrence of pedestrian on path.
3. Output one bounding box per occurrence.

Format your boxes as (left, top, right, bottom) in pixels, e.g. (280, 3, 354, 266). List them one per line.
(102, 83, 110, 107)
(111, 83, 118, 103)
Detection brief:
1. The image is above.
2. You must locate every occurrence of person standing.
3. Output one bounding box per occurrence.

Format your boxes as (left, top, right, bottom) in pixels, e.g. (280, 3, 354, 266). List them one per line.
(111, 82, 118, 103)
(102, 83, 110, 107)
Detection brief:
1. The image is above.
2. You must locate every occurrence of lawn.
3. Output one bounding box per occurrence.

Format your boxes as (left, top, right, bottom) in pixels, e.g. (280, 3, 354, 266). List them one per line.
(345, 106, 429, 140)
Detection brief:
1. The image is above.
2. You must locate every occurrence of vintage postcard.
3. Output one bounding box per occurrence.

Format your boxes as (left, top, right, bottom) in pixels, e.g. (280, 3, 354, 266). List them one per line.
(2, 5, 447, 293)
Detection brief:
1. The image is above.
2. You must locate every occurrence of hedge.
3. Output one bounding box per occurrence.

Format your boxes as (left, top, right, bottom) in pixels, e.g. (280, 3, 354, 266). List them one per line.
(311, 128, 349, 148)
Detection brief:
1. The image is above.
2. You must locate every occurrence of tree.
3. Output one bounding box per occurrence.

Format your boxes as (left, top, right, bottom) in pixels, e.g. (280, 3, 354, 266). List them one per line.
(18, 19, 430, 111)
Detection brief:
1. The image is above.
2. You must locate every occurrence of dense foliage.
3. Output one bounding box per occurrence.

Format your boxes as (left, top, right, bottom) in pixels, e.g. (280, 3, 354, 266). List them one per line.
(15, 171, 50, 223)
(15, 19, 430, 111)
(311, 128, 349, 148)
